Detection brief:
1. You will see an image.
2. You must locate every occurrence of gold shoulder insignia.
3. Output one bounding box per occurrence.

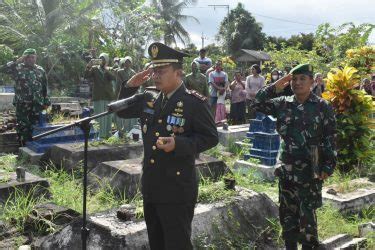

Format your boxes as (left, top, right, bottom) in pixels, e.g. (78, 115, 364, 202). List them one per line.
(188, 90, 207, 101)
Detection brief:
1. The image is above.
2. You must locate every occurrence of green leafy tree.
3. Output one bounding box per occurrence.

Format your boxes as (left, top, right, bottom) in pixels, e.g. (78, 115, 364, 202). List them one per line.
(0, 0, 102, 51)
(103, 0, 163, 70)
(267, 33, 314, 51)
(151, 0, 198, 46)
(217, 3, 266, 56)
(314, 22, 374, 66)
(264, 44, 327, 75)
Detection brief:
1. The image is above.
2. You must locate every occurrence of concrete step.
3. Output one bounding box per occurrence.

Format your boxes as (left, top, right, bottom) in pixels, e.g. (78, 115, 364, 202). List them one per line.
(335, 237, 367, 250)
(320, 234, 353, 249)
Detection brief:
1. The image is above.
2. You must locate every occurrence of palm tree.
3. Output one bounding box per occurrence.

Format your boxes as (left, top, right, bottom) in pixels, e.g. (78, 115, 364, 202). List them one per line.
(0, 0, 102, 51)
(151, 0, 199, 46)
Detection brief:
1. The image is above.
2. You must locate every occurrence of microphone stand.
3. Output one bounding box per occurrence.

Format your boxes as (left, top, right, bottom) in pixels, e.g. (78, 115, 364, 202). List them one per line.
(33, 110, 111, 250)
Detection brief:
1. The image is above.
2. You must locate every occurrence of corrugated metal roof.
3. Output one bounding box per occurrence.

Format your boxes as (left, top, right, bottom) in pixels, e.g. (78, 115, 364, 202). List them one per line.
(236, 49, 271, 62)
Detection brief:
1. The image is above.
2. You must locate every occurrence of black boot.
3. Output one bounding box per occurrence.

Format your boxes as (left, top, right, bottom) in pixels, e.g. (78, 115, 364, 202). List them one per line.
(285, 240, 297, 250)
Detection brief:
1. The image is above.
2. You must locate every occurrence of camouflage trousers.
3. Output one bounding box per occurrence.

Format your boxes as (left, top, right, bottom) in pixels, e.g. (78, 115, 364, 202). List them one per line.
(278, 178, 323, 247)
(15, 102, 39, 145)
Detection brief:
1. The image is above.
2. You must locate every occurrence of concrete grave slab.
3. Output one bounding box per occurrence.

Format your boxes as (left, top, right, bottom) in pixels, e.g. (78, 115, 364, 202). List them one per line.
(0, 171, 50, 203)
(217, 124, 249, 147)
(89, 158, 143, 200)
(195, 154, 228, 181)
(89, 154, 228, 200)
(0, 131, 18, 154)
(322, 178, 375, 214)
(0, 93, 14, 111)
(25, 141, 143, 171)
(234, 159, 276, 181)
(358, 222, 375, 238)
(19, 146, 43, 165)
(38, 187, 278, 250)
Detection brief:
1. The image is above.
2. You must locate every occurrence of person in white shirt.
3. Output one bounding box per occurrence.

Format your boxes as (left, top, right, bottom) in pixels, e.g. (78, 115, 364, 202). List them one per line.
(245, 64, 265, 119)
(208, 60, 229, 117)
(194, 48, 212, 74)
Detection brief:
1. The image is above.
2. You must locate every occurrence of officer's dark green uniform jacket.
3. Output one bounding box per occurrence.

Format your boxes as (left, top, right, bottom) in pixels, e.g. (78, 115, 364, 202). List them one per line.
(116, 84, 218, 203)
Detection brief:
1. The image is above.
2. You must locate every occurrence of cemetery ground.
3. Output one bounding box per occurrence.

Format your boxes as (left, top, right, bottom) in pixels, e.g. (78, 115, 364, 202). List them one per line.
(0, 139, 374, 249)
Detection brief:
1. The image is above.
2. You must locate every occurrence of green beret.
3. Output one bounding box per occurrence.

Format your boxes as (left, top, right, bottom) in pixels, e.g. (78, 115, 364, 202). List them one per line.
(290, 63, 313, 76)
(23, 48, 36, 56)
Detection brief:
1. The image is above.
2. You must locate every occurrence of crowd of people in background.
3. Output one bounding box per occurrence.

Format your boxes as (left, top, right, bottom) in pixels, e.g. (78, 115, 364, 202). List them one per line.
(82, 47, 375, 139)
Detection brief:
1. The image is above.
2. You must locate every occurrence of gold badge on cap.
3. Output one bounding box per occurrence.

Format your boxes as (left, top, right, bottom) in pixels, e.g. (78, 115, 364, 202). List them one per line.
(177, 101, 183, 108)
(308, 65, 312, 71)
(151, 45, 159, 58)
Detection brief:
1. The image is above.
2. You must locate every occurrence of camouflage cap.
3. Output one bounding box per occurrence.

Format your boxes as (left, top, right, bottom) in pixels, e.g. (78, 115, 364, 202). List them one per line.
(23, 48, 36, 56)
(290, 63, 313, 76)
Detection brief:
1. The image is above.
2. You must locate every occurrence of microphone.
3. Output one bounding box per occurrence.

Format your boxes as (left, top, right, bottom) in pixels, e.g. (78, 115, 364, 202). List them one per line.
(107, 93, 144, 112)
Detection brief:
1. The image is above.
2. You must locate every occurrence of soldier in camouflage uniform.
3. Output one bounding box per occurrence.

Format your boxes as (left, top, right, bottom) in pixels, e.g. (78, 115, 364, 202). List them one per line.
(0, 48, 50, 145)
(252, 64, 336, 250)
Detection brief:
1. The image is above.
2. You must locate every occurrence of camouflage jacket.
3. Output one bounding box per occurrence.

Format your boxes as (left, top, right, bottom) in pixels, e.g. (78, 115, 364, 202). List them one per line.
(253, 84, 337, 183)
(0, 62, 50, 107)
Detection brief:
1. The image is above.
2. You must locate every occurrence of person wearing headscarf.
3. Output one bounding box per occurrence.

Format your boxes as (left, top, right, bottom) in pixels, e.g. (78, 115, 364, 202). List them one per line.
(84, 52, 116, 139)
(114, 56, 137, 137)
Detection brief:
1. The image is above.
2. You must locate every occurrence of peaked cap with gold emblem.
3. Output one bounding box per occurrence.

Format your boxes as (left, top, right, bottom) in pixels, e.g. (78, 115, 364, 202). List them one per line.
(148, 42, 189, 68)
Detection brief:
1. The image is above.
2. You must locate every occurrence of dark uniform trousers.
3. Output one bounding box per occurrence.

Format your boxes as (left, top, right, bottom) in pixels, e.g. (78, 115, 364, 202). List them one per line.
(116, 84, 218, 250)
(144, 202, 195, 250)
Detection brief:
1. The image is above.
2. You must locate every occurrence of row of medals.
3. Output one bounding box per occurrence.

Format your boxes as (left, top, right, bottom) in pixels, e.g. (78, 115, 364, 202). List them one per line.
(167, 101, 185, 134)
(142, 101, 185, 134)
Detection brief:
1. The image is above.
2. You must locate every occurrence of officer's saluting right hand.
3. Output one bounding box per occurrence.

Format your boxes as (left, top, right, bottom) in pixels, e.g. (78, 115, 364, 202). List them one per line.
(274, 74, 292, 93)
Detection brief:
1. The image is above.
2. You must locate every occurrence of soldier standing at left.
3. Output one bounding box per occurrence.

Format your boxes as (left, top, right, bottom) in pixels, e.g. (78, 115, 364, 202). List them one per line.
(0, 48, 50, 145)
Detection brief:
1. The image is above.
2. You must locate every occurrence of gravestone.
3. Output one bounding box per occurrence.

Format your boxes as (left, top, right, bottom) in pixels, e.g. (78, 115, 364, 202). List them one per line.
(322, 178, 375, 214)
(46, 141, 144, 171)
(37, 187, 278, 249)
(0, 131, 18, 154)
(88, 154, 228, 200)
(0, 170, 50, 203)
(0, 93, 14, 111)
(245, 115, 280, 166)
(217, 124, 250, 146)
(26, 124, 97, 154)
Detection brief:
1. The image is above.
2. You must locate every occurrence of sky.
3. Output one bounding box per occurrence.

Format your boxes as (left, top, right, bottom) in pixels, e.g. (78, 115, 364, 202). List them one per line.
(180, 0, 375, 49)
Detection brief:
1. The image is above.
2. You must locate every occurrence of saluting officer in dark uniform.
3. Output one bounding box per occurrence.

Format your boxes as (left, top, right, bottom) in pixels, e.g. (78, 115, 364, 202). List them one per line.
(115, 42, 218, 249)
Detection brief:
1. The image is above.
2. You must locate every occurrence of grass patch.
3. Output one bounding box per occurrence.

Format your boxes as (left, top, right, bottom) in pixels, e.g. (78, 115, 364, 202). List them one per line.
(233, 168, 278, 201)
(0, 154, 17, 172)
(0, 186, 47, 232)
(41, 165, 127, 214)
(49, 112, 78, 125)
(324, 170, 373, 193)
(198, 177, 236, 204)
(89, 135, 131, 147)
(264, 204, 375, 247)
(318, 205, 375, 245)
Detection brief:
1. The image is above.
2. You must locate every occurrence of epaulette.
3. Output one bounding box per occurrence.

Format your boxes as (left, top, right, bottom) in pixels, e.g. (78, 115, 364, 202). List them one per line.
(186, 89, 207, 101)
